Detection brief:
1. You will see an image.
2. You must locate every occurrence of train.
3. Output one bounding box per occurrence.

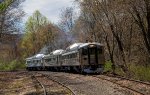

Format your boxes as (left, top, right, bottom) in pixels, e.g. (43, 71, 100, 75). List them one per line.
(26, 42, 105, 73)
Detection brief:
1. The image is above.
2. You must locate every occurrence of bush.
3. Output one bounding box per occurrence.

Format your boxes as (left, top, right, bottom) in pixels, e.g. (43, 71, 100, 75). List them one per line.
(104, 61, 150, 82)
(0, 60, 26, 71)
(104, 60, 113, 73)
(128, 64, 150, 82)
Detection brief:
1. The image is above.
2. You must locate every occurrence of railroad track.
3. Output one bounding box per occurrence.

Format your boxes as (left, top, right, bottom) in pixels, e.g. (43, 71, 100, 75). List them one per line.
(107, 74, 150, 85)
(93, 75, 150, 95)
(35, 72, 76, 95)
(30, 73, 47, 95)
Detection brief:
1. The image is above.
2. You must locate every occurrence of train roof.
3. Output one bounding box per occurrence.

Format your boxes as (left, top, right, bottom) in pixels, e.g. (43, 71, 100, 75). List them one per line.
(26, 54, 45, 60)
(62, 50, 78, 56)
(66, 43, 83, 51)
(66, 42, 103, 51)
(79, 42, 103, 48)
(26, 57, 34, 60)
(51, 49, 64, 55)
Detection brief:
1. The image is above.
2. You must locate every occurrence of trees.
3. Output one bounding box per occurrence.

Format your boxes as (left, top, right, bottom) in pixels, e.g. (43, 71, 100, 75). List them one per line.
(0, 0, 24, 42)
(21, 10, 61, 57)
(126, 0, 150, 57)
(58, 7, 78, 45)
(59, 7, 75, 32)
(74, 0, 150, 74)
(21, 10, 49, 57)
(0, 0, 24, 61)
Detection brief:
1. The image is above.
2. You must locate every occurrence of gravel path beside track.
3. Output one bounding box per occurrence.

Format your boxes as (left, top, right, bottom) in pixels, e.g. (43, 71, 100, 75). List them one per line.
(39, 71, 140, 95)
(1, 71, 149, 95)
(94, 75, 150, 95)
(0, 71, 74, 95)
(0, 71, 36, 95)
(31, 73, 73, 95)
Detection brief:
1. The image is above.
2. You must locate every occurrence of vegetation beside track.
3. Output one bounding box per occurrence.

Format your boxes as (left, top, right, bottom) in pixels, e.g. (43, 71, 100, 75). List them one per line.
(0, 60, 26, 71)
(104, 61, 150, 82)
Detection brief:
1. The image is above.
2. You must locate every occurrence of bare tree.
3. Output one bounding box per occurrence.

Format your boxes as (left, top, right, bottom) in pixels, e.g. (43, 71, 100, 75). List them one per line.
(126, 0, 150, 57)
(0, 0, 24, 42)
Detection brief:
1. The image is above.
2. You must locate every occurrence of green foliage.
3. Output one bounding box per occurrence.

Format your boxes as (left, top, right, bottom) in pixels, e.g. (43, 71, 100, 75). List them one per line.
(0, 60, 26, 71)
(104, 61, 150, 81)
(104, 60, 113, 72)
(20, 10, 51, 58)
(128, 64, 150, 82)
(0, 0, 13, 12)
(25, 10, 49, 32)
(115, 67, 126, 76)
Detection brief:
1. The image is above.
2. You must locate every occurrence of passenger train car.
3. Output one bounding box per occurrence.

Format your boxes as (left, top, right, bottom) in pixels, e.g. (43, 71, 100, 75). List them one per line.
(26, 42, 105, 73)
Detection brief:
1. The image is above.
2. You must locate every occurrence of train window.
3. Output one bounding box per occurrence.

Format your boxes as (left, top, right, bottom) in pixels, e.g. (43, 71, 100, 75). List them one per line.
(98, 48, 102, 54)
(74, 53, 77, 58)
(73, 54, 75, 58)
(27, 61, 30, 64)
(82, 49, 88, 55)
(89, 48, 96, 55)
(75, 53, 77, 57)
(33, 60, 36, 63)
(53, 58, 56, 61)
(69, 54, 71, 58)
(45, 58, 51, 62)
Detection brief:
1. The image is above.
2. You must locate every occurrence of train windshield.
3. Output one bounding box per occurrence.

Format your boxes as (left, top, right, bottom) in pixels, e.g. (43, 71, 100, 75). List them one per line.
(97, 48, 102, 54)
(82, 48, 88, 55)
(89, 47, 96, 55)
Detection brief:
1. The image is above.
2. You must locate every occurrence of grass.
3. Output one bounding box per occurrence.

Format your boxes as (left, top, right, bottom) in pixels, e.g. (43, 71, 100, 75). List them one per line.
(103, 60, 113, 73)
(0, 60, 26, 71)
(104, 61, 150, 82)
(128, 64, 150, 81)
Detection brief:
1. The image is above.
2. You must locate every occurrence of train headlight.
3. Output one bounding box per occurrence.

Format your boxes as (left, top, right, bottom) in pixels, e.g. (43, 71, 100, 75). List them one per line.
(90, 45, 95, 47)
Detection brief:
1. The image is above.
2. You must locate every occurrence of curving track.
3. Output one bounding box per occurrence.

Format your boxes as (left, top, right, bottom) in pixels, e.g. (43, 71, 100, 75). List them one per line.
(30, 74, 47, 95)
(33, 72, 76, 95)
(34, 71, 147, 95)
(38, 73, 76, 95)
(93, 75, 150, 95)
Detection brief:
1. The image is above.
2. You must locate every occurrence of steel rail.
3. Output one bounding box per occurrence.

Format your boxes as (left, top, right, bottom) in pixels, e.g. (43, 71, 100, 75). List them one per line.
(93, 75, 146, 95)
(37, 72, 76, 95)
(105, 74, 150, 86)
(31, 74, 47, 95)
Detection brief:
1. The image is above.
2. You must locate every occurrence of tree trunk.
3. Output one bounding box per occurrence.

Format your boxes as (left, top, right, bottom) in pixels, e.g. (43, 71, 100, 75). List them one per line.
(146, 0, 150, 55)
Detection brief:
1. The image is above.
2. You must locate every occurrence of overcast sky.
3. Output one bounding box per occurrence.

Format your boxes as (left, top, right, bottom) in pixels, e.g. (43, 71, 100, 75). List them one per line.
(22, 0, 76, 24)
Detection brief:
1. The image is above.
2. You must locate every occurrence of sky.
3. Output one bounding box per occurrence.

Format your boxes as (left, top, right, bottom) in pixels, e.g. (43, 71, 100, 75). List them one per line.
(22, 0, 77, 24)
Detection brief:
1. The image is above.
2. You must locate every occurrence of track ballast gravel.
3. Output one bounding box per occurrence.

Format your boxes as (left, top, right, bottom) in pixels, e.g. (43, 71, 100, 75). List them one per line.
(40, 71, 138, 95)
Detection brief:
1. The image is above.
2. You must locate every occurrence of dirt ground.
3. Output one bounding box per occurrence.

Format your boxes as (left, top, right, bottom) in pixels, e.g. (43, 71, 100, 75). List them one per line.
(1, 71, 149, 95)
(0, 71, 36, 95)
(0, 71, 70, 95)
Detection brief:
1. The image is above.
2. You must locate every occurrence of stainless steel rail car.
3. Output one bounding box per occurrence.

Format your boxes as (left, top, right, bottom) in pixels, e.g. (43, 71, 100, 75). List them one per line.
(61, 43, 105, 73)
(26, 42, 105, 73)
(26, 54, 45, 70)
(43, 49, 64, 70)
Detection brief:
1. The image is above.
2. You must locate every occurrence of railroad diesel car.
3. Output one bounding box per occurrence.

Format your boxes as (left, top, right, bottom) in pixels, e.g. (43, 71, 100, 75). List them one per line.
(26, 42, 105, 73)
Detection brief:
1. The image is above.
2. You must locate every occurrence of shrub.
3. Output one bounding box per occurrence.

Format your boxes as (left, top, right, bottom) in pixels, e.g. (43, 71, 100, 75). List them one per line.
(104, 61, 150, 82)
(104, 60, 113, 73)
(128, 64, 150, 82)
(0, 60, 26, 71)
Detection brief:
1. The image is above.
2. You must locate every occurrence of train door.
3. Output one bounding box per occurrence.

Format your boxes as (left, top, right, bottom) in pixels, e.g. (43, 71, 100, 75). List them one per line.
(81, 47, 88, 66)
(88, 46, 98, 66)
